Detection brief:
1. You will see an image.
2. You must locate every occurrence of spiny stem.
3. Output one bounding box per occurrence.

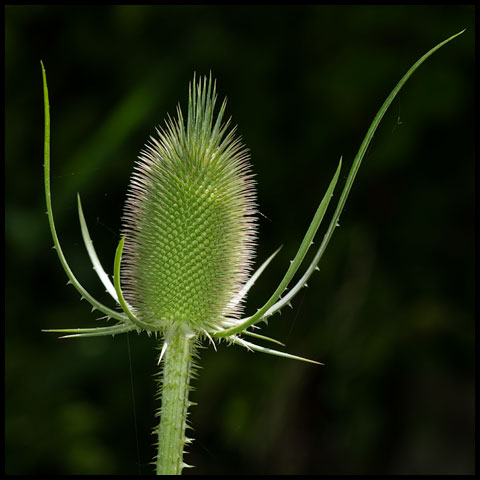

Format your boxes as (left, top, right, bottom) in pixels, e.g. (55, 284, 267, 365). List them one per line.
(156, 333, 196, 475)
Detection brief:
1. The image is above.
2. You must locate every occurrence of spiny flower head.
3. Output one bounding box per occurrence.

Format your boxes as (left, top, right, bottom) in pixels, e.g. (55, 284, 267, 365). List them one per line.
(121, 75, 257, 336)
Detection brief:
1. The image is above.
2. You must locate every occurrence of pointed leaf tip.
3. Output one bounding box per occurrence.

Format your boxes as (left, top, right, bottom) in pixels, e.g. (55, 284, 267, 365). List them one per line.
(232, 337, 323, 365)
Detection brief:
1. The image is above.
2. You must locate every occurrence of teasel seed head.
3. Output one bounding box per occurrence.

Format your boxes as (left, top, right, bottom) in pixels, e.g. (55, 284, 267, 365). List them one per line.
(121, 75, 257, 336)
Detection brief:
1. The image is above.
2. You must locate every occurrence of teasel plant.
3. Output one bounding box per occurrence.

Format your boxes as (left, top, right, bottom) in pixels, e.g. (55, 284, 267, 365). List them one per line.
(42, 30, 464, 475)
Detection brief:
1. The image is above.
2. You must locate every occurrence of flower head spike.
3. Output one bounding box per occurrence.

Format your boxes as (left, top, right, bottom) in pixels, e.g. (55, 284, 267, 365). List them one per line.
(120, 74, 257, 337)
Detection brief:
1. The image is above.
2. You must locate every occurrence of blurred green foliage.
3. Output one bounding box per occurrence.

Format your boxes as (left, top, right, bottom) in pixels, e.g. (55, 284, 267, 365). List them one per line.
(5, 5, 474, 475)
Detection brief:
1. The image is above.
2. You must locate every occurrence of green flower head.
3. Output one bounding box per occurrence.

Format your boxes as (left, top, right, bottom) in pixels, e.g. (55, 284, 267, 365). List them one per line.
(121, 75, 257, 336)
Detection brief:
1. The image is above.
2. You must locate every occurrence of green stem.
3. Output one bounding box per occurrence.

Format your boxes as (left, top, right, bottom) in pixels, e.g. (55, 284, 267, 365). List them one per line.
(156, 332, 196, 475)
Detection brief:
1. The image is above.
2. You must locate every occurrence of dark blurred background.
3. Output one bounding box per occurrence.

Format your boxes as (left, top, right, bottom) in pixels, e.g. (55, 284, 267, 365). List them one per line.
(5, 5, 474, 475)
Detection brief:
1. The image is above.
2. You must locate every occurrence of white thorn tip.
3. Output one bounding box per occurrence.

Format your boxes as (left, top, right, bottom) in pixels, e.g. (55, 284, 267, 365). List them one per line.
(203, 329, 217, 351)
(158, 328, 174, 364)
(158, 342, 168, 365)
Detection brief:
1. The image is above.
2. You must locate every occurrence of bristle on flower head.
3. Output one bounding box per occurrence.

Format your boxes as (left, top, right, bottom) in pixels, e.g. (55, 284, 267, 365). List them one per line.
(121, 75, 257, 335)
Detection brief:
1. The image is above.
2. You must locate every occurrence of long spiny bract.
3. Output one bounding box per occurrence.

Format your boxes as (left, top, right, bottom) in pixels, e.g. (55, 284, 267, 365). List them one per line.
(121, 75, 257, 337)
(213, 28, 467, 339)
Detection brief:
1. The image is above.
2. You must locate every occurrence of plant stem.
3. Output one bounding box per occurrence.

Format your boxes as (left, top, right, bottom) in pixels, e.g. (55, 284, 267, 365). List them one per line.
(156, 332, 196, 475)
